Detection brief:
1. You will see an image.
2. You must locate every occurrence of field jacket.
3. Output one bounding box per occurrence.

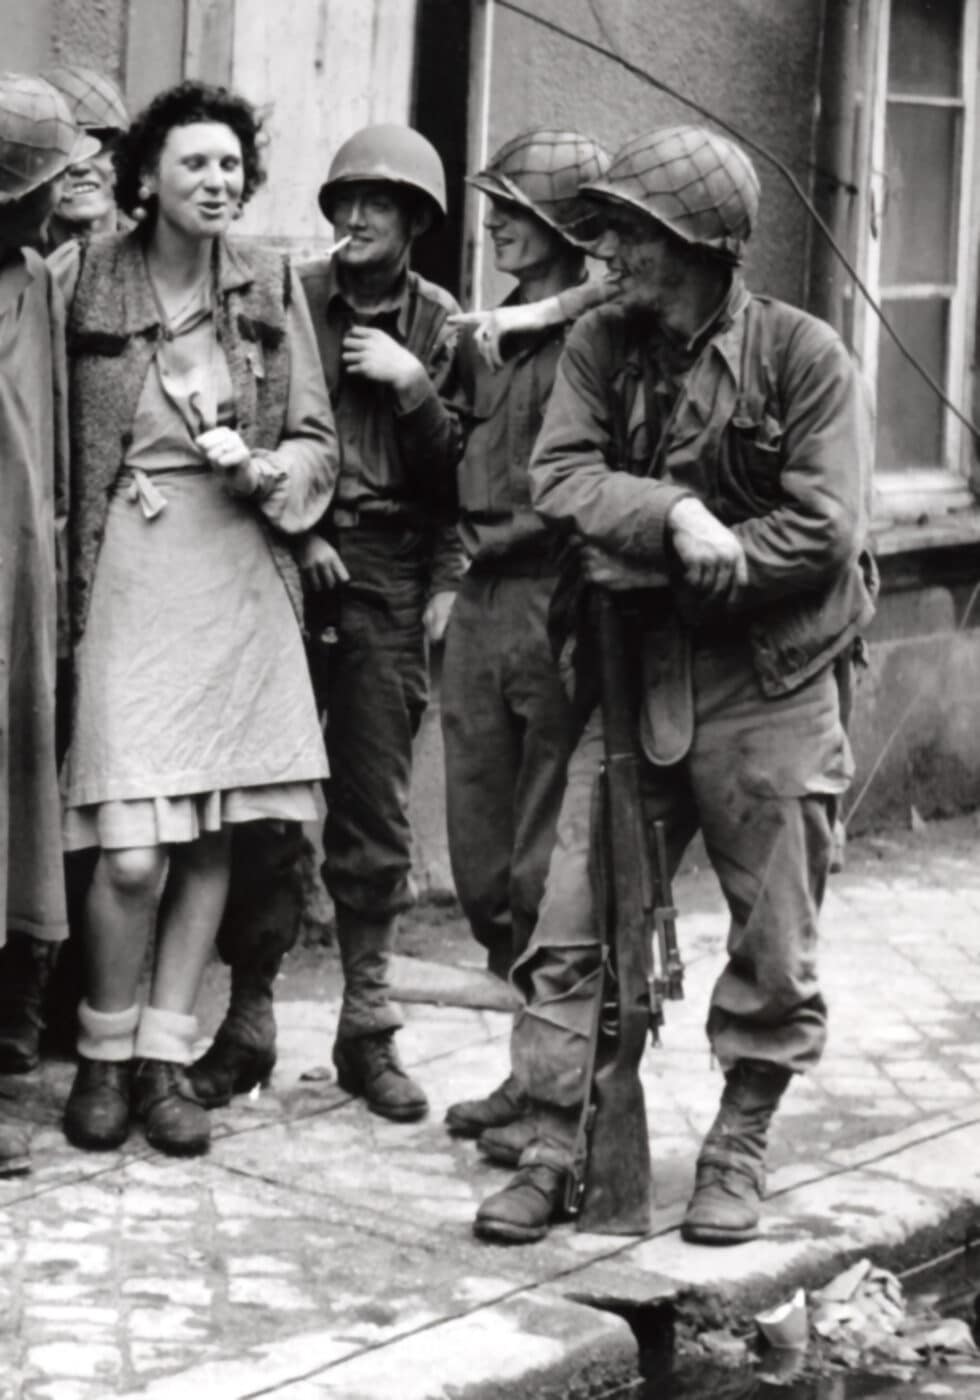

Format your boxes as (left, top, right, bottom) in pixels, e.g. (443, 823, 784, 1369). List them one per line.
(529, 278, 877, 698)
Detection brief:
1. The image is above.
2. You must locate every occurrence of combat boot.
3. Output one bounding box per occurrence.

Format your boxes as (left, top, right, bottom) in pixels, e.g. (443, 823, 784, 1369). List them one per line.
(0, 932, 60, 1072)
(445, 1073, 528, 1138)
(681, 1060, 792, 1245)
(333, 1030, 428, 1122)
(478, 1114, 536, 1167)
(189, 949, 280, 1108)
(190, 822, 307, 1108)
(474, 1163, 568, 1244)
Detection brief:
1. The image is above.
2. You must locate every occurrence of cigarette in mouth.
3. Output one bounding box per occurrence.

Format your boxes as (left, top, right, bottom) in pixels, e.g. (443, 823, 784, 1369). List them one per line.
(327, 235, 352, 256)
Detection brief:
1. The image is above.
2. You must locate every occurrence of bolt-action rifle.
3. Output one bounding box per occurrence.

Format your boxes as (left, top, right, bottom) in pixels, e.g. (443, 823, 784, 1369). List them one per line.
(566, 588, 684, 1234)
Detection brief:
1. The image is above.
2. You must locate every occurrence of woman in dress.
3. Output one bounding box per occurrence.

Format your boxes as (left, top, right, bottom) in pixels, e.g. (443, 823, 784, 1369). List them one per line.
(56, 81, 338, 1158)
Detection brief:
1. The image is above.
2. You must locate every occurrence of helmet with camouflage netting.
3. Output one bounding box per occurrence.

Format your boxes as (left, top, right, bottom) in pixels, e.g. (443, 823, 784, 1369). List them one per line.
(0, 73, 100, 204)
(44, 65, 129, 136)
(469, 129, 612, 248)
(581, 125, 760, 264)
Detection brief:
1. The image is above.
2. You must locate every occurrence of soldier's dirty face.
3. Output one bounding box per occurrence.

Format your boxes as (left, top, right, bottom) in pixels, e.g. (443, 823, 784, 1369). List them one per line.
(596, 212, 685, 315)
(484, 197, 565, 279)
(55, 142, 117, 226)
(329, 182, 415, 271)
(145, 121, 245, 241)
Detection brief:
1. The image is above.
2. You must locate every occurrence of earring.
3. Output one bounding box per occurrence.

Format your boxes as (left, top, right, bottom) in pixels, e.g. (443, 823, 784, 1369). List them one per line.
(138, 182, 151, 202)
(232, 203, 243, 220)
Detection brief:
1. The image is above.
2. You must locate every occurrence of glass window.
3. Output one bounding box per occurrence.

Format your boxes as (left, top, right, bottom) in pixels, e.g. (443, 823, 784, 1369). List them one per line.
(877, 298, 948, 468)
(881, 103, 960, 284)
(888, 0, 962, 95)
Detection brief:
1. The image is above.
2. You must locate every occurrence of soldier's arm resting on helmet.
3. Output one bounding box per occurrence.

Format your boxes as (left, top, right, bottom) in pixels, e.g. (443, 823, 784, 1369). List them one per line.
(249, 274, 339, 535)
(530, 314, 692, 563)
(724, 328, 867, 608)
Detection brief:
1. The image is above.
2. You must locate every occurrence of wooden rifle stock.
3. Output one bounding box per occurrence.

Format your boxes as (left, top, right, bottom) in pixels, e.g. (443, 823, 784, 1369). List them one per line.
(573, 589, 656, 1234)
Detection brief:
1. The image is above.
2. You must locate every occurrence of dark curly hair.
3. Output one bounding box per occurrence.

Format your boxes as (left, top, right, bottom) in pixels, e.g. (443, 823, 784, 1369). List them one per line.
(114, 80, 266, 218)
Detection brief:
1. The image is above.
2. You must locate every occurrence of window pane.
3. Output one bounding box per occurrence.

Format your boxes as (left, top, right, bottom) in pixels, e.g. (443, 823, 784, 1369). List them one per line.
(888, 0, 962, 96)
(876, 297, 948, 469)
(880, 102, 960, 284)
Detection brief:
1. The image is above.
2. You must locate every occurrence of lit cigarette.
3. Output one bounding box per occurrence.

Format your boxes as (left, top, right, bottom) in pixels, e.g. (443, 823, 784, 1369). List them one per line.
(327, 235, 352, 257)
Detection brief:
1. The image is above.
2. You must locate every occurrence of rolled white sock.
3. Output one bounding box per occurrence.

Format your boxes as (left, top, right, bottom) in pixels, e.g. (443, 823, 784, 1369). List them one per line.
(134, 1006, 198, 1066)
(77, 1000, 140, 1062)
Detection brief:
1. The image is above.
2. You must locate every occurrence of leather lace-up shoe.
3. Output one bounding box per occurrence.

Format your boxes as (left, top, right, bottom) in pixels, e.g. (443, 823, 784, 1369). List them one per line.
(133, 1059, 210, 1157)
(333, 1031, 428, 1122)
(474, 1163, 567, 1244)
(64, 1058, 133, 1151)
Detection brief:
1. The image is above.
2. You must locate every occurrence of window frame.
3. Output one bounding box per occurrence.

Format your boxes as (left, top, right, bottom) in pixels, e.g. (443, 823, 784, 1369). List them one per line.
(854, 0, 980, 524)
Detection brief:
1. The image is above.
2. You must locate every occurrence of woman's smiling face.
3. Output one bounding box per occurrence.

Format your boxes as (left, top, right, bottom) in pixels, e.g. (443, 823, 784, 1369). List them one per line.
(146, 121, 245, 241)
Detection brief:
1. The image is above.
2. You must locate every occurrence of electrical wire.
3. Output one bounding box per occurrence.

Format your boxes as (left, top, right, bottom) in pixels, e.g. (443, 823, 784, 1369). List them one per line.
(497, 0, 980, 443)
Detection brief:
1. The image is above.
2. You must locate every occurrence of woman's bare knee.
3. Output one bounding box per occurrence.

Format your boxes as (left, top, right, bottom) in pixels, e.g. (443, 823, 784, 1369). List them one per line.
(101, 847, 165, 897)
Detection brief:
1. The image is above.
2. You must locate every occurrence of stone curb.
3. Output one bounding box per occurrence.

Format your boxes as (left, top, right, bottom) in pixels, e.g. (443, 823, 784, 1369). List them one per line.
(111, 1116, 980, 1399)
(114, 1292, 637, 1400)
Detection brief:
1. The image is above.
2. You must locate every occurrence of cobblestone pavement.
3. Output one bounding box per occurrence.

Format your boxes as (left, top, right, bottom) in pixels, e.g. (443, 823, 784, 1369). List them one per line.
(2, 818, 980, 1397)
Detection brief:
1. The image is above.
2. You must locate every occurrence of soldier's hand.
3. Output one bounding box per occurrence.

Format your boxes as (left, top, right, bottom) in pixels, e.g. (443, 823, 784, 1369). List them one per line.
(582, 543, 669, 592)
(341, 327, 426, 393)
(297, 534, 350, 591)
(667, 497, 748, 600)
(423, 589, 455, 643)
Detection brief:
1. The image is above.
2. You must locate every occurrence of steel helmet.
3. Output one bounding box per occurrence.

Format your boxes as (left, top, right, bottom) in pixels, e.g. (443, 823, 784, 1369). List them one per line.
(318, 124, 446, 226)
(468, 128, 612, 248)
(43, 65, 128, 135)
(582, 125, 760, 264)
(0, 73, 100, 205)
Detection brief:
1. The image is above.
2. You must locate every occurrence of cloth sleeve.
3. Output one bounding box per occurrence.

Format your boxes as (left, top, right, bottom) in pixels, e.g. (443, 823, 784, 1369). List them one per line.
(252, 274, 339, 536)
(529, 315, 690, 560)
(727, 327, 869, 607)
(391, 302, 465, 517)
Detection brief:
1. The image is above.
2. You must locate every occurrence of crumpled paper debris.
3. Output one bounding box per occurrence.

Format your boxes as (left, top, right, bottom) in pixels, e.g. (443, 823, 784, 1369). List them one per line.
(805, 1257, 978, 1370)
(756, 1288, 808, 1349)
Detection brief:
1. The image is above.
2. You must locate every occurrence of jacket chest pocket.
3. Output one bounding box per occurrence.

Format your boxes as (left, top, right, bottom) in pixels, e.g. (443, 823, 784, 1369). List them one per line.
(724, 395, 784, 515)
(458, 373, 515, 514)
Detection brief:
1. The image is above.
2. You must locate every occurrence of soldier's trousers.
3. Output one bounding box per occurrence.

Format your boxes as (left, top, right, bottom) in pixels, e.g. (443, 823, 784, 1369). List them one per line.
(321, 523, 430, 1038)
(511, 639, 851, 1170)
(442, 569, 574, 973)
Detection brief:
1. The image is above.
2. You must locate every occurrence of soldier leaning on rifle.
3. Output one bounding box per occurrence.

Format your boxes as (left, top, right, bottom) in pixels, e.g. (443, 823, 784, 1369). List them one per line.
(474, 126, 877, 1246)
(0, 75, 98, 1171)
(191, 126, 465, 1123)
(440, 130, 611, 1153)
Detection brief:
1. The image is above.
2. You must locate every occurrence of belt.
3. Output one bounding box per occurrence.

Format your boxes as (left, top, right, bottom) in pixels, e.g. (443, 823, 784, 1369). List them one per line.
(332, 506, 417, 531)
(467, 554, 559, 581)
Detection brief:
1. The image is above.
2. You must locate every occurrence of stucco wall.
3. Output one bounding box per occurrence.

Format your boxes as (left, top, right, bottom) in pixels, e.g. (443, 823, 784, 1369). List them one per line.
(50, 0, 127, 77)
(476, 0, 822, 308)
